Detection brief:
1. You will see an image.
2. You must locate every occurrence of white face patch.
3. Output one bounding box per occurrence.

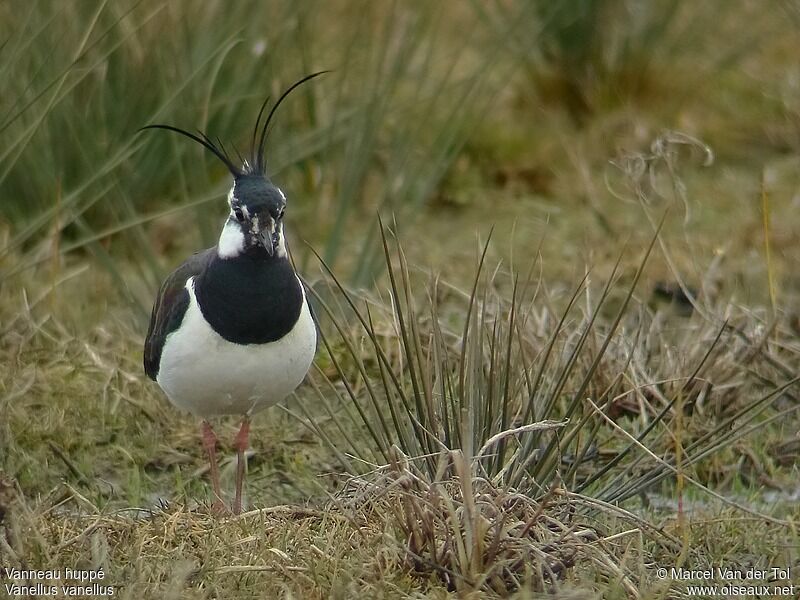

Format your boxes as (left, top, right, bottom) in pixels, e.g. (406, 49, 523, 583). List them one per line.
(217, 219, 245, 258)
(274, 222, 287, 258)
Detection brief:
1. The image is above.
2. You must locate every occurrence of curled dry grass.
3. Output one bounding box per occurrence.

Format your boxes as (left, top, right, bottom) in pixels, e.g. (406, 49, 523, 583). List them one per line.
(0, 450, 666, 599)
(2, 468, 796, 599)
(338, 446, 665, 597)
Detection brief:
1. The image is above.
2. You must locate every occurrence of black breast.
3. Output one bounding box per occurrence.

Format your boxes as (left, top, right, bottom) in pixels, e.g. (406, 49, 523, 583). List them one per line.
(195, 252, 303, 344)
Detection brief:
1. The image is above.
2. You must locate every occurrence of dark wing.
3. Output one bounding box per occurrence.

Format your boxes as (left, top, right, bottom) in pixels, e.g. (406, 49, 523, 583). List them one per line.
(143, 248, 216, 380)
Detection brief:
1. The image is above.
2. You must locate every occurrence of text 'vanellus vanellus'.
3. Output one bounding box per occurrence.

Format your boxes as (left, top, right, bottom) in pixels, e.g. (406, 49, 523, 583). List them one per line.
(142, 73, 324, 515)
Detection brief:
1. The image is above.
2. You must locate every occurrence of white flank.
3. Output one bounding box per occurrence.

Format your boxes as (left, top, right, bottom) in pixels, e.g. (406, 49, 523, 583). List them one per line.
(156, 277, 317, 417)
(217, 219, 245, 258)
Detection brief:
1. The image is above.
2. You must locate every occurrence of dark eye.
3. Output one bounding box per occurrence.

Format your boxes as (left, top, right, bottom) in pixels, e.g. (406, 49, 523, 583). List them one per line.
(233, 207, 244, 222)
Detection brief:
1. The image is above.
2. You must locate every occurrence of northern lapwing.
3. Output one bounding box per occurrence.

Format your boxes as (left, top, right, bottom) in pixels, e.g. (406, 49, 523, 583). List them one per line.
(142, 73, 323, 515)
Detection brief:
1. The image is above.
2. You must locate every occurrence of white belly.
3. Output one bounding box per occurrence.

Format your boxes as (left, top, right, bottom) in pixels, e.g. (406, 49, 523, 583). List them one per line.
(156, 277, 317, 417)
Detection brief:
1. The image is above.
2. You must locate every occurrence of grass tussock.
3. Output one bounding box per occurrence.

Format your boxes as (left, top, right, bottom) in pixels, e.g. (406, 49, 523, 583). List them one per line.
(340, 446, 655, 596)
(304, 222, 799, 509)
(4, 446, 795, 598)
(0, 454, 663, 599)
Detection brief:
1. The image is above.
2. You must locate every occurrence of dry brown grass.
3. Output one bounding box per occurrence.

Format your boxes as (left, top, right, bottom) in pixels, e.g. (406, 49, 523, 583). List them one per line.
(337, 446, 670, 597)
(0, 449, 671, 599)
(2, 238, 799, 598)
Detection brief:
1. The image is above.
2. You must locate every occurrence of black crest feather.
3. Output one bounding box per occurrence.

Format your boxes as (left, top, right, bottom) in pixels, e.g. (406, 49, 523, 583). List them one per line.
(251, 70, 329, 175)
(138, 124, 242, 177)
(140, 71, 329, 179)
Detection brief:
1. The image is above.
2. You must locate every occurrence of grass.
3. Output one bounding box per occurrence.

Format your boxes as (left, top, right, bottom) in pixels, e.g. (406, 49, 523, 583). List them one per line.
(2, 0, 800, 598)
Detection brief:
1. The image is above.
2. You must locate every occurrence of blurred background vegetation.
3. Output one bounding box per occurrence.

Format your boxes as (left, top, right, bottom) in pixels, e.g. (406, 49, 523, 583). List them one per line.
(1, 0, 799, 597)
(2, 0, 798, 311)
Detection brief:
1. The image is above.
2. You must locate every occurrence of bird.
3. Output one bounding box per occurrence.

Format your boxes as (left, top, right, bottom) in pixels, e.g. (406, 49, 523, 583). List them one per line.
(141, 73, 323, 515)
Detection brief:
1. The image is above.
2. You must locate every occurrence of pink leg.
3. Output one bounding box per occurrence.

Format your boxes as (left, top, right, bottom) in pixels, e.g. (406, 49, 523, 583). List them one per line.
(233, 417, 250, 515)
(201, 420, 226, 515)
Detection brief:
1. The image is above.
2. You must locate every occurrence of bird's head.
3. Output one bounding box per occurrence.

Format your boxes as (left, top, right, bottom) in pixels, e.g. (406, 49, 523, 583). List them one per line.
(139, 71, 327, 260)
(221, 175, 287, 258)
